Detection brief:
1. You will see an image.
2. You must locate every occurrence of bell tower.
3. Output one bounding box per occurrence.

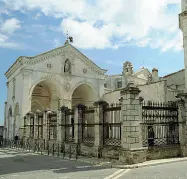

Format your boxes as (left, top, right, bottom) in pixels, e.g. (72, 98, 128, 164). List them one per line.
(179, 0, 187, 90)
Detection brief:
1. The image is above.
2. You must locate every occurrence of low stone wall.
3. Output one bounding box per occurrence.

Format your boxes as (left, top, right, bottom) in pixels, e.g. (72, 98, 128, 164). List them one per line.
(101, 146, 121, 160)
(119, 148, 147, 165)
(146, 145, 181, 160)
(80, 144, 98, 157)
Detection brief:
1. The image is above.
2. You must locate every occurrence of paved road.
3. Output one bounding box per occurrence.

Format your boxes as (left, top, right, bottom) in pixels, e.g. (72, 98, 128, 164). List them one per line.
(0, 148, 120, 179)
(1, 148, 187, 179)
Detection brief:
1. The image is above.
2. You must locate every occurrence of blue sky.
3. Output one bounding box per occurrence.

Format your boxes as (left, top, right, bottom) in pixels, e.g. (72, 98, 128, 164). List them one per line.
(0, 0, 184, 125)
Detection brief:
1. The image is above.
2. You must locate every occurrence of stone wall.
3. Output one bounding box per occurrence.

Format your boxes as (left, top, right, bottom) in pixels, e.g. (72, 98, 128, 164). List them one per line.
(146, 145, 181, 160)
(138, 81, 166, 102)
(101, 146, 121, 160)
(80, 144, 98, 157)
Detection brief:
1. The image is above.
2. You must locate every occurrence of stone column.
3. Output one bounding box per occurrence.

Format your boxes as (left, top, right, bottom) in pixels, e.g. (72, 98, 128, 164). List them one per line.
(179, 8, 187, 90)
(60, 107, 67, 142)
(176, 93, 187, 156)
(57, 110, 62, 143)
(93, 100, 107, 157)
(43, 111, 47, 140)
(74, 107, 79, 144)
(34, 113, 38, 139)
(74, 104, 86, 144)
(25, 115, 30, 139)
(119, 83, 147, 164)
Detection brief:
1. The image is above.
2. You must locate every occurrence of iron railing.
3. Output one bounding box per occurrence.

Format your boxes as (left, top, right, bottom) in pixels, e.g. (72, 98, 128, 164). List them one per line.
(103, 103, 121, 147)
(141, 101, 179, 147)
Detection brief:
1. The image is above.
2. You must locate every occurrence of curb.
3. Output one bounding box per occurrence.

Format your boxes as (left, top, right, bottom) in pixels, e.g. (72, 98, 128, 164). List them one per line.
(3, 148, 187, 170)
(112, 158, 187, 169)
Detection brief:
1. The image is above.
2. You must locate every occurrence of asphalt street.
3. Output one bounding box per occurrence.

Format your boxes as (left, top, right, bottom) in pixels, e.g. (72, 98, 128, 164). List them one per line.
(0, 148, 119, 179)
(1, 148, 187, 179)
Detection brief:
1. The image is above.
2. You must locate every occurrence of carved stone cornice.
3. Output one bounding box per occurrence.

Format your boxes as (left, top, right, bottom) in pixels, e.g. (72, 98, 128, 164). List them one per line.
(5, 43, 107, 81)
(20, 69, 33, 77)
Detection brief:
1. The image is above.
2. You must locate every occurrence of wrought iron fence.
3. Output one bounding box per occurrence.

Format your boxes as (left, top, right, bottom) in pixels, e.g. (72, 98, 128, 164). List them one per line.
(64, 109, 75, 143)
(47, 112, 57, 140)
(141, 101, 179, 147)
(103, 103, 121, 147)
(81, 107, 95, 145)
(36, 113, 43, 139)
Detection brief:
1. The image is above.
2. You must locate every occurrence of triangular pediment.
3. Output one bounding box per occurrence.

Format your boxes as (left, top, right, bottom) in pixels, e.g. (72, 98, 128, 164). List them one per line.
(5, 42, 107, 78)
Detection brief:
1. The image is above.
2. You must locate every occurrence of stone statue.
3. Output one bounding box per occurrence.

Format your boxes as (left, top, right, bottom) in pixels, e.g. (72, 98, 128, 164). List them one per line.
(64, 59, 71, 73)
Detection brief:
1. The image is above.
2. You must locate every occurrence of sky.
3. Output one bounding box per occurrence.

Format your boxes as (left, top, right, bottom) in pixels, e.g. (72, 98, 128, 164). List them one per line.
(0, 0, 184, 125)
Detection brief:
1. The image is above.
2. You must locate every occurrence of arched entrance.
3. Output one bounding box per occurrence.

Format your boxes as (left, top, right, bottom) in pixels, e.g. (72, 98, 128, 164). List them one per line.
(31, 79, 62, 112)
(71, 83, 98, 108)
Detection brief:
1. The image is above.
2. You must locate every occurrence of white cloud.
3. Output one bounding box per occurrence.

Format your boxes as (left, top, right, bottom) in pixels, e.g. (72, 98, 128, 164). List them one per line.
(1, 0, 183, 52)
(0, 17, 22, 49)
(33, 12, 42, 20)
(53, 38, 61, 48)
(0, 18, 21, 34)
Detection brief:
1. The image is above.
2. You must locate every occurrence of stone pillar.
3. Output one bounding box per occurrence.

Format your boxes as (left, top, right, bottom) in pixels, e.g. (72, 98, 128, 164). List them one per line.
(93, 100, 107, 157)
(176, 93, 187, 156)
(74, 104, 86, 144)
(74, 108, 79, 144)
(43, 111, 48, 140)
(57, 110, 62, 143)
(119, 83, 147, 164)
(179, 7, 187, 90)
(60, 106, 67, 142)
(34, 113, 38, 139)
(25, 115, 30, 139)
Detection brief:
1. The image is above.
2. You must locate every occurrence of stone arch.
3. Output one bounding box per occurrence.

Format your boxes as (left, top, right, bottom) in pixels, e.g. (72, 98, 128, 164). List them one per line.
(29, 78, 64, 99)
(30, 78, 63, 112)
(70, 81, 99, 108)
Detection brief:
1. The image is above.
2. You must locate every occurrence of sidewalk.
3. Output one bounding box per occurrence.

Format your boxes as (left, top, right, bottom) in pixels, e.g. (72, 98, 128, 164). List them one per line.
(111, 157, 187, 169)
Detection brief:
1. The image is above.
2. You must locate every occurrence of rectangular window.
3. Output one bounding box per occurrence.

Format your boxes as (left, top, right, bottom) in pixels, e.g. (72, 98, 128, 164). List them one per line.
(104, 83, 107, 88)
(117, 81, 122, 88)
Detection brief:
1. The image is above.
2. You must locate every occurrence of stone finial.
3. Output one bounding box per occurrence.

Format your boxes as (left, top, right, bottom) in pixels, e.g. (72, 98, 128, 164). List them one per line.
(182, 0, 187, 12)
(152, 68, 158, 72)
(120, 82, 141, 95)
(64, 40, 69, 45)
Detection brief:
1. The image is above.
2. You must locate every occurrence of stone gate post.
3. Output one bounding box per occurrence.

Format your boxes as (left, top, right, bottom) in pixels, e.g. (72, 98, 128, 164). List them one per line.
(93, 101, 107, 157)
(176, 93, 187, 156)
(57, 110, 62, 143)
(119, 83, 147, 164)
(60, 106, 67, 143)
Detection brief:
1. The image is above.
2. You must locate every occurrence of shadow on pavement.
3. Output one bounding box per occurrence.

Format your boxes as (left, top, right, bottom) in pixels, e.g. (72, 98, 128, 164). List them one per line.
(0, 149, 106, 175)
